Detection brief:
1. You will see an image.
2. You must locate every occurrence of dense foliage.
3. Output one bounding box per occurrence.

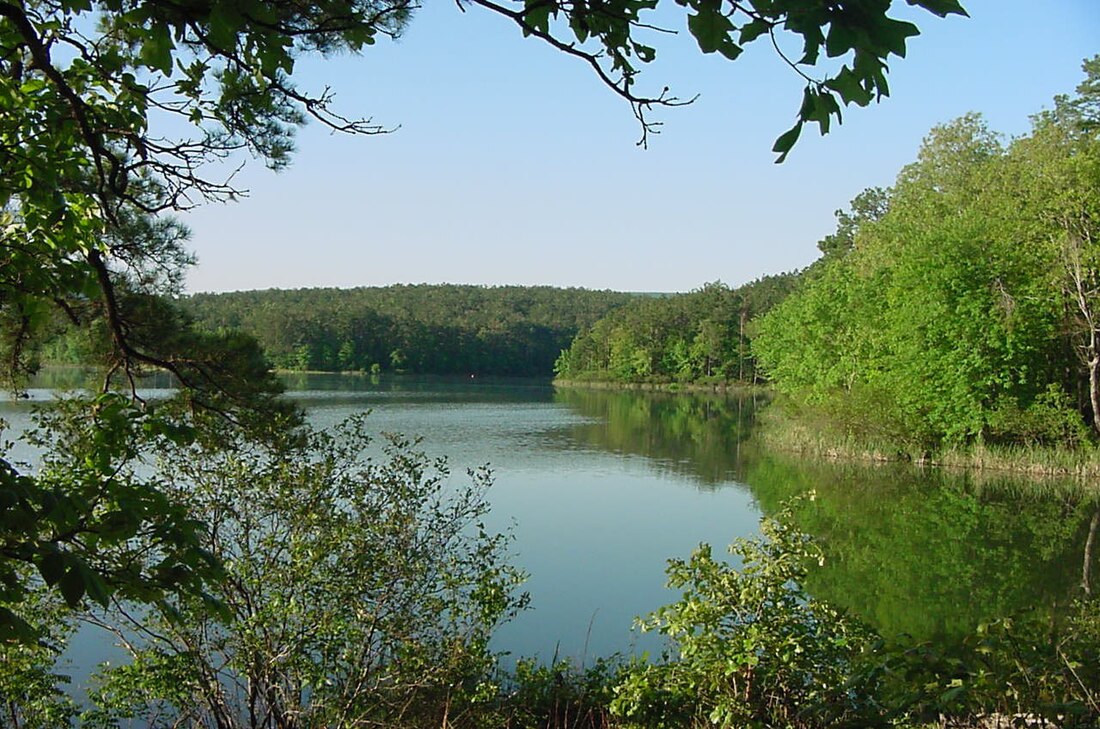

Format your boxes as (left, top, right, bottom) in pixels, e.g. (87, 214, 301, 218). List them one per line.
(554, 277, 798, 385)
(753, 59, 1100, 449)
(610, 503, 1100, 729)
(168, 285, 634, 376)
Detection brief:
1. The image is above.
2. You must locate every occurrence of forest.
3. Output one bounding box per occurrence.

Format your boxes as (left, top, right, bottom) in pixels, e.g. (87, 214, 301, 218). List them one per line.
(41, 285, 636, 377)
(752, 59, 1100, 452)
(552, 276, 798, 385)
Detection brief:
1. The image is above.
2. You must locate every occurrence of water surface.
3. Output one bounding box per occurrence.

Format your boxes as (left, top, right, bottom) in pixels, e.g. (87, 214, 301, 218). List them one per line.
(3, 372, 1095, 672)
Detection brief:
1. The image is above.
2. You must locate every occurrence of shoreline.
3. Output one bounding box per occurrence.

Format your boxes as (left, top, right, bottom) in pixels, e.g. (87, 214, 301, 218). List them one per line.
(755, 414, 1100, 484)
(552, 377, 767, 395)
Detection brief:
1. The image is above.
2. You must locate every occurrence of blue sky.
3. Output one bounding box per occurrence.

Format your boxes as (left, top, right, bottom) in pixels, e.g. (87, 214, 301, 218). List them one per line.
(181, 0, 1100, 294)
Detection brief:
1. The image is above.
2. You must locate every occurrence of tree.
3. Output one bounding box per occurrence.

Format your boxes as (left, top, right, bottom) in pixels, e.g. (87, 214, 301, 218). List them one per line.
(0, 0, 967, 386)
(816, 186, 890, 259)
(753, 84, 1100, 449)
(1008, 56, 1100, 432)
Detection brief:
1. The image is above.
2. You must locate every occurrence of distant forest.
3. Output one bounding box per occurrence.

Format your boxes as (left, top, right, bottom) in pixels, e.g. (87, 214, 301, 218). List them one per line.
(176, 285, 638, 377)
(39, 280, 799, 382)
(553, 276, 799, 385)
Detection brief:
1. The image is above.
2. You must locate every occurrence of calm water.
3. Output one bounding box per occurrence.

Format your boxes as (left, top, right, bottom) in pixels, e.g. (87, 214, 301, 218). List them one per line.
(2, 372, 1096, 674)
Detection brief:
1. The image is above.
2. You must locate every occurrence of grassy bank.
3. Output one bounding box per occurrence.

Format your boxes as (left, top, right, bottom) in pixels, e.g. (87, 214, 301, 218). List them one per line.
(553, 377, 765, 396)
(757, 405, 1100, 483)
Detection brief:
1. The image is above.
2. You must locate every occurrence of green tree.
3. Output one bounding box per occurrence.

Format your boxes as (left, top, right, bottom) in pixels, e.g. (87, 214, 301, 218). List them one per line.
(816, 186, 890, 259)
(0, 0, 966, 390)
(611, 501, 879, 728)
(1008, 57, 1100, 432)
(754, 87, 1098, 448)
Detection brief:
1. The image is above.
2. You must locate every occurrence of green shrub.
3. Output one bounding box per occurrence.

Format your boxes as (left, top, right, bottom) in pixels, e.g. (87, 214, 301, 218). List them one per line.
(611, 498, 881, 728)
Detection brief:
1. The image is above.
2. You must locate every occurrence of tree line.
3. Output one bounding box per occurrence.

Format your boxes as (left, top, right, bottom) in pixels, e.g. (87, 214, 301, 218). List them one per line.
(553, 276, 799, 385)
(558, 58, 1100, 455)
(41, 285, 636, 378)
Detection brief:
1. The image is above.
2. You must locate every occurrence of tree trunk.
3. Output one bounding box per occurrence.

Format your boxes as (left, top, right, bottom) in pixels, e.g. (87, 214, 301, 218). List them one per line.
(1090, 353, 1100, 435)
(1084, 507, 1099, 597)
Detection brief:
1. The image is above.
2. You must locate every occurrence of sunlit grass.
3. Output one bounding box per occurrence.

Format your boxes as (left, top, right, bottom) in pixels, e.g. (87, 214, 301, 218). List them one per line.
(757, 407, 1100, 491)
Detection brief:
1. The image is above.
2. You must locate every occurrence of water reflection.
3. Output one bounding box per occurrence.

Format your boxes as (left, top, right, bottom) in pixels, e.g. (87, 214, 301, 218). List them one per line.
(2, 373, 1095, 664)
(549, 387, 762, 487)
(550, 386, 1095, 645)
(746, 453, 1095, 643)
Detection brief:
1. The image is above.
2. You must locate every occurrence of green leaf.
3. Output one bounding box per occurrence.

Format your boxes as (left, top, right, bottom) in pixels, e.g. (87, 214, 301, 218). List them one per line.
(139, 23, 175, 75)
(825, 21, 857, 58)
(206, 5, 239, 51)
(772, 122, 802, 163)
(569, 13, 590, 43)
(879, 19, 920, 57)
(80, 564, 111, 607)
(825, 66, 874, 106)
(907, 0, 969, 18)
(523, 0, 553, 36)
(687, 7, 733, 55)
(59, 567, 86, 607)
(0, 606, 37, 642)
(37, 550, 66, 586)
(739, 18, 770, 44)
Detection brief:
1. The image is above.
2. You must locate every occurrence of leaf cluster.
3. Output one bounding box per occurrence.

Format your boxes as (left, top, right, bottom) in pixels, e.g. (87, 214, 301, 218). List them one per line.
(467, 0, 965, 153)
(610, 499, 1100, 727)
(0, 392, 223, 642)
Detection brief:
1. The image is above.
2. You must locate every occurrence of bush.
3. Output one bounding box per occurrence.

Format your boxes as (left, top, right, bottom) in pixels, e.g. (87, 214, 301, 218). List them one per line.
(80, 415, 528, 728)
(610, 498, 880, 728)
(985, 386, 1092, 447)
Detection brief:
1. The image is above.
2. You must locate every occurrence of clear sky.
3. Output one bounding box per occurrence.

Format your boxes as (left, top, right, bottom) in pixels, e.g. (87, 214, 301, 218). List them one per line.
(181, 0, 1100, 294)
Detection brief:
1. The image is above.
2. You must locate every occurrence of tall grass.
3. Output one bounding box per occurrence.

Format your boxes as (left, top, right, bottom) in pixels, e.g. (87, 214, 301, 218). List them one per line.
(757, 406, 1100, 486)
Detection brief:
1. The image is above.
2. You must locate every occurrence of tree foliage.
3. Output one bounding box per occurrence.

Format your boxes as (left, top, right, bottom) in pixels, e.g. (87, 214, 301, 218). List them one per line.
(0, 0, 965, 393)
(753, 59, 1100, 449)
(469, 0, 966, 154)
(171, 284, 636, 376)
(610, 501, 1100, 728)
(41, 415, 525, 728)
(555, 276, 798, 385)
(612, 501, 878, 728)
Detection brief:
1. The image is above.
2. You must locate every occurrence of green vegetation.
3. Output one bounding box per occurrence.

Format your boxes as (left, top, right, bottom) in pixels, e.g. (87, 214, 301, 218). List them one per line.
(554, 277, 798, 386)
(553, 386, 1099, 645)
(12, 0, 1100, 725)
(77, 414, 525, 728)
(753, 58, 1100, 454)
(173, 285, 634, 376)
(610, 501, 1100, 728)
(5, 0, 960, 638)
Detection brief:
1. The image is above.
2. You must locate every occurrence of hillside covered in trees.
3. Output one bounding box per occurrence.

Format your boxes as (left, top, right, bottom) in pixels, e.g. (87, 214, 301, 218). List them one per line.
(752, 58, 1100, 451)
(553, 276, 799, 385)
(556, 57, 1100, 459)
(176, 285, 636, 376)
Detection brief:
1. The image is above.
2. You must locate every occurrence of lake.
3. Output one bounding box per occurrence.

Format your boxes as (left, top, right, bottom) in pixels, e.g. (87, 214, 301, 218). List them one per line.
(2, 372, 1096, 674)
